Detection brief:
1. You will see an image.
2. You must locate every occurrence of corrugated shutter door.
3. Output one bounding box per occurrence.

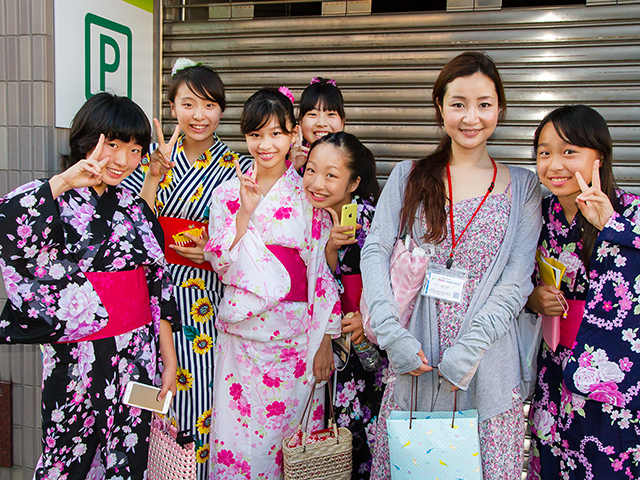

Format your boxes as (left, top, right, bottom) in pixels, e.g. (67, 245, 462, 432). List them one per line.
(163, 3, 640, 192)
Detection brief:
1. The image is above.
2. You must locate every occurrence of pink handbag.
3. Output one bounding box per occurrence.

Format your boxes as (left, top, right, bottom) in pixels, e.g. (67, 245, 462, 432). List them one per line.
(147, 412, 197, 480)
(362, 234, 430, 345)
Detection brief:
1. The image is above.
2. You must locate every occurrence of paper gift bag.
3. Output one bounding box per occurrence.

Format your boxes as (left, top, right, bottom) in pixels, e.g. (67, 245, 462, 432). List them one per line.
(542, 299, 585, 351)
(387, 381, 481, 480)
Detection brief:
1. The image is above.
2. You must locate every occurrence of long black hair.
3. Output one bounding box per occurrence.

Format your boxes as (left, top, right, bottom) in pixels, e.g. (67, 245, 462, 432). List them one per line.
(61, 92, 151, 170)
(534, 105, 619, 270)
(308, 132, 380, 204)
(401, 52, 506, 242)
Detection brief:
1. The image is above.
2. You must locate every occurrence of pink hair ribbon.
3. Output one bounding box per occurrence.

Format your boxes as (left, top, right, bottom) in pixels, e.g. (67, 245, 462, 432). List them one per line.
(278, 86, 295, 104)
(310, 77, 337, 87)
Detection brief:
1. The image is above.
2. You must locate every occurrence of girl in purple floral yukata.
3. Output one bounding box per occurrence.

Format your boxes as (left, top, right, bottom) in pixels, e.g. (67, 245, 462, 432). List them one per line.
(203, 87, 341, 479)
(527, 105, 640, 479)
(303, 131, 387, 480)
(0, 93, 180, 480)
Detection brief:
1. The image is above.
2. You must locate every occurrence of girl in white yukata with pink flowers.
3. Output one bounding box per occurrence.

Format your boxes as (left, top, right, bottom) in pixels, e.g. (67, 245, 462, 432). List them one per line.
(203, 87, 341, 479)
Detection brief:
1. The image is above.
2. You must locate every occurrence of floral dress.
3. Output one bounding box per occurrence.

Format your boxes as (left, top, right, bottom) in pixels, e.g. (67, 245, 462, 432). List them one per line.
(122, 134, 251, 476)
(203, 164, 341, 479)
(0, 181, 179, 480)
(528, 193, 640, 480)
(328, 196, 389, 480)
(372, 189, 526, 480)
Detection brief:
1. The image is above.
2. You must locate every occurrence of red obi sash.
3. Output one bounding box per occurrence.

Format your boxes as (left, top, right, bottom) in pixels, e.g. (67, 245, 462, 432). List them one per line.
(266, 245, 307, 302)
(341, 274, 362, 315)
(158, 216, 214, 271)
(72, 267, 153, 342)
(542, 299, 586, 351)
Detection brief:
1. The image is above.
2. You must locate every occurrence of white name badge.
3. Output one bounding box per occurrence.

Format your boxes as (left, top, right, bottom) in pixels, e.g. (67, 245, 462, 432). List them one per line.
(422, 262, 468, 304)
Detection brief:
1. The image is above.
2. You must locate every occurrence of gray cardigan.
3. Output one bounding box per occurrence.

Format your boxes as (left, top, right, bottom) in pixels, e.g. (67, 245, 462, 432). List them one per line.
(361, 160, 541, 422)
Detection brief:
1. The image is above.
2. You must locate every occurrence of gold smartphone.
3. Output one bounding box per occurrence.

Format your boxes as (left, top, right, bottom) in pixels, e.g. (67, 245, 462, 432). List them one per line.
(340, 203, 358, 236)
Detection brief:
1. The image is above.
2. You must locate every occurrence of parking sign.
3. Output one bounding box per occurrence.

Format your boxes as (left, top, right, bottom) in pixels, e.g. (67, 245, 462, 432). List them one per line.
(55, 0, 153, 128)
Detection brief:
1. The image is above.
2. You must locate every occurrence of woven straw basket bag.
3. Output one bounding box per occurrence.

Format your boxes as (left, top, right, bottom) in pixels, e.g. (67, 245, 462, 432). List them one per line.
(283, 382, 352, 480)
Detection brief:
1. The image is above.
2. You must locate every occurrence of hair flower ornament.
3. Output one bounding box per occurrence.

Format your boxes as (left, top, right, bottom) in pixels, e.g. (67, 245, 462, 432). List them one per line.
(310, 77, 337, 87)
(172, 58, 202, 76)
(278, 86, 295, 104)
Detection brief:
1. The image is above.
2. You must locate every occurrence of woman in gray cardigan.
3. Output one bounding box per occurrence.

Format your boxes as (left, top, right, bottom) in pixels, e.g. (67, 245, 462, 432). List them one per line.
(363, 52, 541, 479)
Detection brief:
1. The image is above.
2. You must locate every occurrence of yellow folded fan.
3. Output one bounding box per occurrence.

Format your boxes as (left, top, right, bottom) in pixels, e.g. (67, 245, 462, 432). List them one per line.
(536, 250, 565, 288)
(172, 226, 204, 246)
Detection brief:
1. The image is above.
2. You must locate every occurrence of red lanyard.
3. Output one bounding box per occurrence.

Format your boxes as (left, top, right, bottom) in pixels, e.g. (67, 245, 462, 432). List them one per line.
(445, 158, 497, 269)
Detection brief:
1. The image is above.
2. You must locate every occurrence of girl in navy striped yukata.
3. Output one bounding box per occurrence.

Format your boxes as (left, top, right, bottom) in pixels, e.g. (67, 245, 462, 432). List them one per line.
(121, 58, 251, 480)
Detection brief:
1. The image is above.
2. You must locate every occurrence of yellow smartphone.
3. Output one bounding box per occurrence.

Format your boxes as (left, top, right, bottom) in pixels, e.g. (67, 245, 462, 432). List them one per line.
(340, 203, 358, 236)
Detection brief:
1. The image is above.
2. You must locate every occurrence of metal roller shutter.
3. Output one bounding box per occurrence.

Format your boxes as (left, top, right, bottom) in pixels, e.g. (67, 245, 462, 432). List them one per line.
(162, 3, 640, 192)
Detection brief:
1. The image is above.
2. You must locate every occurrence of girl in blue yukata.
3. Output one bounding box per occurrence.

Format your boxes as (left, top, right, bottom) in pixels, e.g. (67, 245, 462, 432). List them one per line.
(0, 92, 180, 480)
(527, 105, 640, 479)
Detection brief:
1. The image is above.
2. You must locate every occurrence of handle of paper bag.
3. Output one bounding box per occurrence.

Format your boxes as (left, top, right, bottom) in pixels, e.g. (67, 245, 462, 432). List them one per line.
(299, 381, 340, 451)
(556, 293, 569, 319)
(409, 377, 458, 430)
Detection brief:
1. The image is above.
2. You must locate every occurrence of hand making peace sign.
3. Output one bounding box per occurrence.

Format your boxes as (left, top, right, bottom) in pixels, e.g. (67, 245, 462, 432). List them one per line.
(234, 158, 261, 217)
(147, 118, 180, 178)
(55, 134, 110, 192)
(575, 159, 615, 231)
(289, 130, 309, 171)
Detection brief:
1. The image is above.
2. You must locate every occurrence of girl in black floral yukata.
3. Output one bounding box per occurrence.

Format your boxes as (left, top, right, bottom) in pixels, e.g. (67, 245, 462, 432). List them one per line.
(0, 93, 179, 480)
(302, 131, 387, 479)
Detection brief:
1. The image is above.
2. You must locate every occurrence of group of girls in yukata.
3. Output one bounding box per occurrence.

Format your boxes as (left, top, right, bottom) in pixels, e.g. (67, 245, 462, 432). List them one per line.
(0, 49, 638, 480)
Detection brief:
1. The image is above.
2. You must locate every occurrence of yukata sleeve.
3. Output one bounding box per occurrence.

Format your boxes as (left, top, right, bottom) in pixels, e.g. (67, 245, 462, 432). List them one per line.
(203, 182, 294, 322)
(562, 193, 640, 409)
(138, 200, 180, 333)
(0, 181, 109, 343)
(119, 142, 159, 195)
(361, 162, 424, 374)
(439, 169, 542, 389)
(596, 194, 640, 251)
(307, 208, 342, 337)
(301, 208, 342, 381)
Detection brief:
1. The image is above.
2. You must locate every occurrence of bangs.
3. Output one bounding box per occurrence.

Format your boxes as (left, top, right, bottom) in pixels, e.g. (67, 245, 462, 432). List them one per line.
(168, 65, 226, 111)
(299, 85, 345, 120)
(241, 88, 296, 135)
(184, 77, 223, 106)
(103, 104, 151, 156)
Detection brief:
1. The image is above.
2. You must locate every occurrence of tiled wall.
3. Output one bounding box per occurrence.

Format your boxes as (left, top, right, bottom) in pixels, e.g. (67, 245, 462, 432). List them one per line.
(0, 0, 59, 478)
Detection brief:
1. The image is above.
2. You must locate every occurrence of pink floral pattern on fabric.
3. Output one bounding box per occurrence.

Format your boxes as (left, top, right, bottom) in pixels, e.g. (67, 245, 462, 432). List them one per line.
(204, 165, 340, 479)
(529, 193, 640, 480)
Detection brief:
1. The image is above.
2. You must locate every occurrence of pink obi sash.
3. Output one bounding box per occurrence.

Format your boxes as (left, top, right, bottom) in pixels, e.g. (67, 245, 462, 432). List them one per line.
(266, 245, 307, 302)
(542, 299, 586, 351)
(341, 274, 362, 315)
(73, 267, 153, 342)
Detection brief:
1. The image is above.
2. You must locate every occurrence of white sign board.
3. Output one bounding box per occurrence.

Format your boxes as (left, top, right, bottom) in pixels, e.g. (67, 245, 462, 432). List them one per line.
(54, 0, 153, 128)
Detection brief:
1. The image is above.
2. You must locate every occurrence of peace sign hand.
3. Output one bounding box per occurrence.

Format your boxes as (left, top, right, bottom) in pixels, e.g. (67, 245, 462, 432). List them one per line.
(147, 118, 179, 179)
(575, 159, 614, 231)
(235, 159, 261, 216)
(57, 134, 111, 189)
(289, 129, 309, 171)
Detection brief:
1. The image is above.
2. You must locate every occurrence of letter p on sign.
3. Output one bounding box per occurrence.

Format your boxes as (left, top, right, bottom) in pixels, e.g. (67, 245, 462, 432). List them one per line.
(85, 13, 132, 100)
